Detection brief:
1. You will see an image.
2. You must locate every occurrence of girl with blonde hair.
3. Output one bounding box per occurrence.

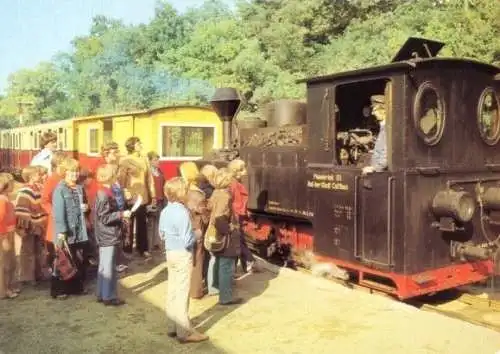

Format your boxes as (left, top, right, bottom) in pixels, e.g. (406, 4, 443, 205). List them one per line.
(51, 158, 89, 299)
(198, 164, 218, 199)
(206, 167, 242, 305)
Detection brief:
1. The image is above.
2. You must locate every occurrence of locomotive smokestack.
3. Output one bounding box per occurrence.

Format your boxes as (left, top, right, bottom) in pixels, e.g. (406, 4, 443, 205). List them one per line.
(210, 87, 241, 150)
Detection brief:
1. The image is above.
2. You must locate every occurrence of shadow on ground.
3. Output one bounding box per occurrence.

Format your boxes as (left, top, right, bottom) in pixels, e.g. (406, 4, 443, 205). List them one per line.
(0, 251, 277, 354)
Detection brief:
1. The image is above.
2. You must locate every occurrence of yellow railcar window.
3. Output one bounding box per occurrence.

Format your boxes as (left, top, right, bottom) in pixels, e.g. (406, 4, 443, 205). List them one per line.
(58, 128, 63, 150)
(161, 126, 214, 158)
(89, 128, 99, 154)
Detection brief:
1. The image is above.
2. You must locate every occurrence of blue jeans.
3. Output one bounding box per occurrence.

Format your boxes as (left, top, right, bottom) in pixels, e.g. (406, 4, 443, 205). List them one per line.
(218, 256, 235, 304)
(237, 231, 255, 272)
(207, 253, 219, 295)
(96, 246, 118, 301)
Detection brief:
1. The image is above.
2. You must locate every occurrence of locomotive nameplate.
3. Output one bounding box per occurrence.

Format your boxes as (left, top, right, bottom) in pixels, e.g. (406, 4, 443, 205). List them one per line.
(307, 173, 350, 191)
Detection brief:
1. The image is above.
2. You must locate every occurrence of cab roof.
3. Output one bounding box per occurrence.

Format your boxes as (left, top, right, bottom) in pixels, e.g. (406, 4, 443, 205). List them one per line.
(299, 37, 500, 85)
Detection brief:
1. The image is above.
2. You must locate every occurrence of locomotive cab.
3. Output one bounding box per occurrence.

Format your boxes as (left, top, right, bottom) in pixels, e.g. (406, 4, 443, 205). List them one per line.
(302, 37, 500, 298)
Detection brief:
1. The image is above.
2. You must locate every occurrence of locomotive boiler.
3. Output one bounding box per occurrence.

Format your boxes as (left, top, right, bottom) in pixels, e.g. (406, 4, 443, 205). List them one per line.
(203, 37, 500, 300)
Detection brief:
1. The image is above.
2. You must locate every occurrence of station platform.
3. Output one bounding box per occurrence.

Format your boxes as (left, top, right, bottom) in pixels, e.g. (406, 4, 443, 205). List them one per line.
(119, 257, 500, 353)
(2, 251, 500, 353)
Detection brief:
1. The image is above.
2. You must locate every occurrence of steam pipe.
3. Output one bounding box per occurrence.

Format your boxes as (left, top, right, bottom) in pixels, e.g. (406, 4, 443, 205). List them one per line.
(223, 120, 232, 150)
(210, 88, 242, 152)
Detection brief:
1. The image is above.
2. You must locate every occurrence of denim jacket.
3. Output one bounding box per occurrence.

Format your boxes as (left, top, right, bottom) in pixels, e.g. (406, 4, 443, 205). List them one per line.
(52, 181, 89, 245)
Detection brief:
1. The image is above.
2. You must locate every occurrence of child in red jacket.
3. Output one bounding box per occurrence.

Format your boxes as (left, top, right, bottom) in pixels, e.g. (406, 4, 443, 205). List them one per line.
(0, 173, 18, 299)
(227, 159, 256, 274)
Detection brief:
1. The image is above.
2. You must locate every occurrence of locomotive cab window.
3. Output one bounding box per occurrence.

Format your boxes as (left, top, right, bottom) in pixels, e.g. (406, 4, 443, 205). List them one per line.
(477, 87, 500, 145)
(413, 82, 445, 145)
(161, 125, 215, 159)
(334, 78, 392, 167)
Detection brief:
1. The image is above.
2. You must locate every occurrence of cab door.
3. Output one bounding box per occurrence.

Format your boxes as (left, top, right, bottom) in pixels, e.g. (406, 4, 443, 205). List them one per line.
(309, 168, 357, 262)
(356, 172, 395, 269)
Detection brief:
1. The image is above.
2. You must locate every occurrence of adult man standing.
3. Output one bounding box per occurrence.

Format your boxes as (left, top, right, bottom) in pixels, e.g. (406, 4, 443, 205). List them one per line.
(30, 132, 58, 175)
(362, 94, 387, 175)
(119, 137, 156, 258)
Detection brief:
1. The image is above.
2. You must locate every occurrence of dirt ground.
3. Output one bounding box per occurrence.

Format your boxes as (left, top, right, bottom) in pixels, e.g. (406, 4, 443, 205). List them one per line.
(0, 254, 226, 354)
(2, 243, 500, 354)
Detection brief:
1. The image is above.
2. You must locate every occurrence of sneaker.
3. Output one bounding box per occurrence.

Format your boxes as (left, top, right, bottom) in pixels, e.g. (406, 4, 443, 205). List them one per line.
(219, 297, 244, 306)
(178, 331, 209, 343)
(116, 264, 128, 272)
(247, 261, 259, 273)
(3, 290, 19, 299)
(103, 298, 125, 306)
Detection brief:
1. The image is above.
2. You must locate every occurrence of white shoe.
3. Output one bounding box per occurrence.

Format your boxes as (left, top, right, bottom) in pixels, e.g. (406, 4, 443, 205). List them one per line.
(116, 264, 128, 272)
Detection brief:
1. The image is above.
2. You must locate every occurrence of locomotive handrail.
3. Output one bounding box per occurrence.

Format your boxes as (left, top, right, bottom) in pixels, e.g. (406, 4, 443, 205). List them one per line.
(446, 177, 500, 188)
(354, 175, 360, 260)
(485, 163, 500, 172)
(416, 166, 441, 176)
(387, 176, 396, 268)
(307, 162, 335, 169)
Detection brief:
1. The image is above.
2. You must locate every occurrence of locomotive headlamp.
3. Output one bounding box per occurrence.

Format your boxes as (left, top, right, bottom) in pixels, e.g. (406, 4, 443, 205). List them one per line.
(480, 187, 500, 211)
(431, 190, 476, 223)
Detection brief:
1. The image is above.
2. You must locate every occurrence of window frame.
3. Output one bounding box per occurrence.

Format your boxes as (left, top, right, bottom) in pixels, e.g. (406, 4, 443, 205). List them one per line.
(158, 123, 218, 161)
(413, 81, 446, 146)
(476, 86, 500, 146)
(87, 126, 100, 156)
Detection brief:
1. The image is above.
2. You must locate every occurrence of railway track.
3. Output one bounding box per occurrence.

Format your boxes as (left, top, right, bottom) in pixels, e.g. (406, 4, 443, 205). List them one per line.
(254, 256, 500, 332)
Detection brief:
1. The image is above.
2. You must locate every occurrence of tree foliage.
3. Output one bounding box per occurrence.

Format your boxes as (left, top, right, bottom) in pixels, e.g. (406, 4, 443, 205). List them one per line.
(0, 0, 498, 125)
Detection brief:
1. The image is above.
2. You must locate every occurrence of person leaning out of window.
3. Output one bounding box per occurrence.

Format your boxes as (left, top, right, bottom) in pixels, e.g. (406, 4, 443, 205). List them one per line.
(30, 131, 58, 176)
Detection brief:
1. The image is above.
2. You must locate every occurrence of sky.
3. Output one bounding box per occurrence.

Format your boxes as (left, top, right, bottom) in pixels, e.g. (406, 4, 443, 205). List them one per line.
(0, 0, 222, 93)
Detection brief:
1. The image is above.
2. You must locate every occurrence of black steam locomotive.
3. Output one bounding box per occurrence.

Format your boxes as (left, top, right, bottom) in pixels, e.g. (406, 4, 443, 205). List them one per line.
(205, 37, 500, 300)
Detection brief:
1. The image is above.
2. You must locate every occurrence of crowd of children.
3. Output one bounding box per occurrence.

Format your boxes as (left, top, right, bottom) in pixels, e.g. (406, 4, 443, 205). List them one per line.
(0, 132, 255, 344)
